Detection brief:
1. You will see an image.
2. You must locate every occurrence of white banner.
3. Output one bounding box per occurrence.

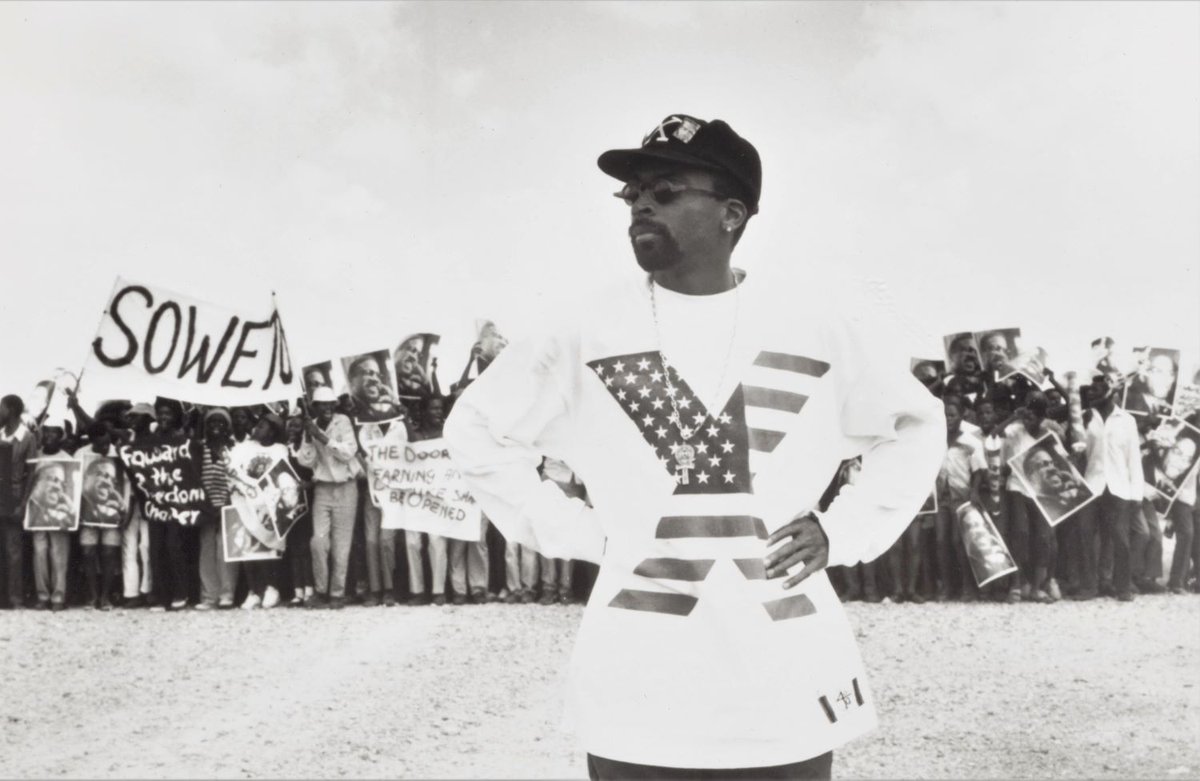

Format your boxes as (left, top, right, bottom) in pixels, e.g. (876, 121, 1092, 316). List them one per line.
(85, 277, 299, 406)
(368, 435, 483, 542)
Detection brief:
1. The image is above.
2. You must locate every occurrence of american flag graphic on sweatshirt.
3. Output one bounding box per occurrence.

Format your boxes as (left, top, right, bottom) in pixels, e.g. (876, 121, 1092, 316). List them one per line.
(586, 348, 830, 618)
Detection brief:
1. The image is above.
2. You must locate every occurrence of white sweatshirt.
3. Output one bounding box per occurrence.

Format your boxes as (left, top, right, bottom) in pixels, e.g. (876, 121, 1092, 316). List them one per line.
(445, 272, 944, 768)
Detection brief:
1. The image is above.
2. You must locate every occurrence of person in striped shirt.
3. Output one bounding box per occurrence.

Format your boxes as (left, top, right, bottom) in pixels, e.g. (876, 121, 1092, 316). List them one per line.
(446, 114, 944, 779)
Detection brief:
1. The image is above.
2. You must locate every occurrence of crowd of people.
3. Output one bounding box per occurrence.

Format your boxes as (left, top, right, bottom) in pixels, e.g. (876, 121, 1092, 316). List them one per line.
(0, 337, 1197, 614)
(0, 383, 596, 612)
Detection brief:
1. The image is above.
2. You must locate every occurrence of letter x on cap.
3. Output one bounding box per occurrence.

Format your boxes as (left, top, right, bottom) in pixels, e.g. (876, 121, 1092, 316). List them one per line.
(597, 114, 762, 214)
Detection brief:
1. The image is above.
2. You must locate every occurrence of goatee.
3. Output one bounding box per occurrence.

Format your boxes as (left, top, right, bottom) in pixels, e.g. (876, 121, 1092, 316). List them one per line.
(630, 226, 684, 272)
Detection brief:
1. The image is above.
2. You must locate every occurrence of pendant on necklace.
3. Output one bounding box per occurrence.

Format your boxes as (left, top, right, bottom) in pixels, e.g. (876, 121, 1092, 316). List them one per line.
(672, 443, 696, 485)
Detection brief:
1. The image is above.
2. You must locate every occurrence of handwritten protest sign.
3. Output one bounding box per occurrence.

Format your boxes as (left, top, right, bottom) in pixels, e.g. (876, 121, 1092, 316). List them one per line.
(86, 277, 299, 406)
(366, 435, 483, 542)
(118, 438, 206, 525)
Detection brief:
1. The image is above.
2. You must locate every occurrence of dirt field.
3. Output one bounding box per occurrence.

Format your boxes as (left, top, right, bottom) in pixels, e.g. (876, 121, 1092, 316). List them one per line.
(1, 595, 1197, 779)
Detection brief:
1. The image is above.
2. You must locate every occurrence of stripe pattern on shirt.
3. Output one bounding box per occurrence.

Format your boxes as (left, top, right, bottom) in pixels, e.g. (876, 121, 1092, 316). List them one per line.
(589, 349, 830, 620)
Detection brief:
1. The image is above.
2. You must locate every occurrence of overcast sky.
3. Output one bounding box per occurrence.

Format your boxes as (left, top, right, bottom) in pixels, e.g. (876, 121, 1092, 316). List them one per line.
(2, 1, 1197, 408)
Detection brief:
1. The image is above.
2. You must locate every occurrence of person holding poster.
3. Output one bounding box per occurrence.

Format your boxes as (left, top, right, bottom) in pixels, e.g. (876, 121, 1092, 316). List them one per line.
(117, 403, 155, 608)
(355, 410, 407, 608)
(446, 114, 944, 778)
(1001, 391, 1066, 603)
(284, 414, 315, 606)
(26, 425, 76, 610)
(24, 450, 82, 533)
(228, 412, 290, 609)
(0, 394, 37, 608)
(934, 397, 986, 601)
(1075, 370, 1145, 602)
(195, 408, 237, 610)
(77, 424, 130, 611)
(143, 398, 200, 611)
(294, 386, 361, 610)
(403, 396, 452, 606)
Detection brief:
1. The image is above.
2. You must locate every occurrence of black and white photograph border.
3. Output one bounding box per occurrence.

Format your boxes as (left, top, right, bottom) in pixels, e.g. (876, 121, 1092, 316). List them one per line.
(1, 2, 1198, 780)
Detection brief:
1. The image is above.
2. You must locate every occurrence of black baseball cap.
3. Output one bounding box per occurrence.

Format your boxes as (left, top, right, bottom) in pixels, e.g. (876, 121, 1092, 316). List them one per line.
(597, 114, 762, 214)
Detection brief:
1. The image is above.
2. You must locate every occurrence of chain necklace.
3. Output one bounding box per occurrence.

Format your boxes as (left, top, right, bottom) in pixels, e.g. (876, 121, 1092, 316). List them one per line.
(648, 273, 741, 484)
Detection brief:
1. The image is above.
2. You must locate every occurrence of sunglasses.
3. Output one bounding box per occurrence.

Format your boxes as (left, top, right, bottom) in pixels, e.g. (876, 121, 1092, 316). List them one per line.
(613, 179, 728, 206)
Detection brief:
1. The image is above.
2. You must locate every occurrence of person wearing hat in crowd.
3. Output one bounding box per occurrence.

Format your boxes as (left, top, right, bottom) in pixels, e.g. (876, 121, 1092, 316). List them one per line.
(117, 402, 155, 608)
(1, 394, 38, 608)
(294, 385, 361, 609)
(142, 397, 196, 611)
(228, 410, 289, 609)
(25, 422, 75, 610)
(446, 114, 943, 779)
(195, 407, 238, 610)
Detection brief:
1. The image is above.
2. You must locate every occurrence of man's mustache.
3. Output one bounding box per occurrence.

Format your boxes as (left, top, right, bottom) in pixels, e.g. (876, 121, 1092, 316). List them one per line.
(629, 219, 668, 238)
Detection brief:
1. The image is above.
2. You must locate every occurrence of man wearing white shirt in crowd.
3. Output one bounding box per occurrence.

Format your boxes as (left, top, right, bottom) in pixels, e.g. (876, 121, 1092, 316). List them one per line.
(294, 386, 362, 610)
(1074, 370, 1144, 601)
(935, 396, 986, 601)
(1001, 391, 1067, 603)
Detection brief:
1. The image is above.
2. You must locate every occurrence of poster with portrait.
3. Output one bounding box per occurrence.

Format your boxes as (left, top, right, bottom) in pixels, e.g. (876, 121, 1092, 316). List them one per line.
(910, 358, 946, 393)
(262, 458, 308, 540)
(1121, 346, 1181, 417)
(943, 332, 981, 377)
(226, 451, 306, 550)
(451, 319, 510, 391)
(339, 348, 405, 423)
(1145, 419, 1200, 516)
(973, 328, 1021, 376)
(1007, 432, 1097, 527)
(221, 505, 283, 563)
(79, 451, 130, 529)
(955, 502, 1018, 587)
(300, 361, 335, 401)
(23, 456, 83, 532)
(394, 332, 441, 414)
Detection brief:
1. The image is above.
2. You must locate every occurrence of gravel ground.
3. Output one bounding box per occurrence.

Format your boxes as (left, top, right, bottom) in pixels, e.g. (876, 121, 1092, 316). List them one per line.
(1, 595, 1197, 779)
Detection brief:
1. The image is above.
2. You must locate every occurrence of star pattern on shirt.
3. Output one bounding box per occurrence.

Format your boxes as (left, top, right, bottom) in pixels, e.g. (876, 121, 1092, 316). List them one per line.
(589, 352, 752, 494)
